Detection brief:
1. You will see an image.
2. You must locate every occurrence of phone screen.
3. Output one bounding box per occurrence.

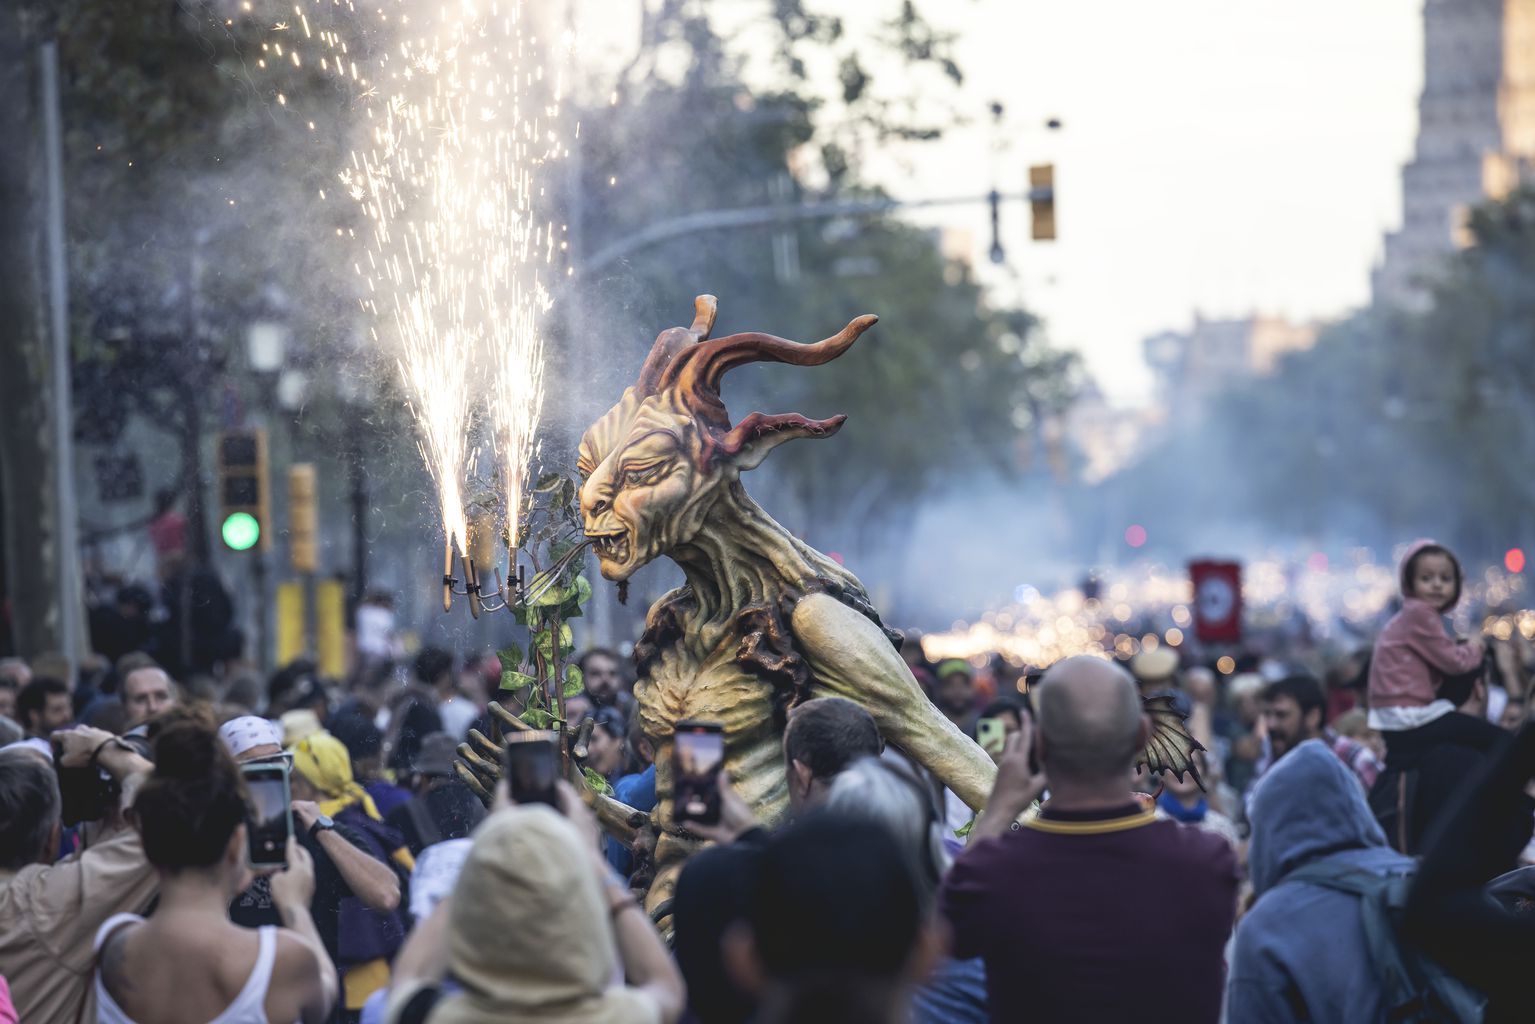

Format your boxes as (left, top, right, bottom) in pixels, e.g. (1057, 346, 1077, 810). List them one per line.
(976, 716, 1006, 757)
(242, 762, 291, 869)
(503, 731, 559, 808)
(673, 721, 725, 826)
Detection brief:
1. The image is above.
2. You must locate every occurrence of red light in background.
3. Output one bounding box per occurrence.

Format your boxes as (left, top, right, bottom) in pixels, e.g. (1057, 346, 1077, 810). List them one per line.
(1507, 548, 1526, 574)
(1125, 524, 1147, 548)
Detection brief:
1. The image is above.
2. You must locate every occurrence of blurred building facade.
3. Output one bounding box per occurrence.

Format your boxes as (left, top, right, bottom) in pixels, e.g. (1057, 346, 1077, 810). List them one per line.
(1373, 0, 1535, 310)
(1142, 313, 1320, 426)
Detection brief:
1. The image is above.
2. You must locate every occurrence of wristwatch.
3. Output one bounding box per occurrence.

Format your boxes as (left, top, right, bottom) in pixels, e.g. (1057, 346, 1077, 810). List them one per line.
(308, 814, 336, 841)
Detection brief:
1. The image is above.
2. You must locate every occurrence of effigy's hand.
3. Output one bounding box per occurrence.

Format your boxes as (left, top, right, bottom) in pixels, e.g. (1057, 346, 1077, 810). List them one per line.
(971, 714, 1047, 842)
(455, 701, 533, 803)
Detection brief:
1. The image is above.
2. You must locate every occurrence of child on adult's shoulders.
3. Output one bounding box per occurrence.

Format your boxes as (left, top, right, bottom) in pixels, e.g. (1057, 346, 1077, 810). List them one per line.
(1366, 540, 1484, 750)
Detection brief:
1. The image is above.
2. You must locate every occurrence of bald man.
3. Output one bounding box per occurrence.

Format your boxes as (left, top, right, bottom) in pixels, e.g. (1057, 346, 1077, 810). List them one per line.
(940, 657, 1238, 1024)
(121, 666, 177, 729)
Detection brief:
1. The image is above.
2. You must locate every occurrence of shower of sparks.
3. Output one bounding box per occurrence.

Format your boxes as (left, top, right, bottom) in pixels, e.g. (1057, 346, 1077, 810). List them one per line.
(260, 0, 567, 561)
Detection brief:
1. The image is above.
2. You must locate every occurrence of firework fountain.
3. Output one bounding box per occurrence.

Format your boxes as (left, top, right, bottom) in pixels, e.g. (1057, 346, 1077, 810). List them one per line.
(256, 0, 569, 618)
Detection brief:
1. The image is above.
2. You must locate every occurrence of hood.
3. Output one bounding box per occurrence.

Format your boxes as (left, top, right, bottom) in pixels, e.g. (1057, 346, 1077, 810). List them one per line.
(447, 806, 617, 1009)
(1248, 740, 1404, 895)
(1398, 537, 1462, 609)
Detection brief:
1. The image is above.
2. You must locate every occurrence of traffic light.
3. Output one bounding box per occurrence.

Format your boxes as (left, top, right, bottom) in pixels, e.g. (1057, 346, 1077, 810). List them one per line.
(217, 429, 270, 552)
(288, 463, 318, 574)
(1029, 164, 1056, 241)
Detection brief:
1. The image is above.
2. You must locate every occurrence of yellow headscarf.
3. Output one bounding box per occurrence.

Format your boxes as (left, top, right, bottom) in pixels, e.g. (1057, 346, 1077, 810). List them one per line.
(291, 731, 384, 822)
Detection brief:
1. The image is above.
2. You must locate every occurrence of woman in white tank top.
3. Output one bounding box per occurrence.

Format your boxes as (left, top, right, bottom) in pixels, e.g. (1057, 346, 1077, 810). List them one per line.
(94, 719, 338, 1024)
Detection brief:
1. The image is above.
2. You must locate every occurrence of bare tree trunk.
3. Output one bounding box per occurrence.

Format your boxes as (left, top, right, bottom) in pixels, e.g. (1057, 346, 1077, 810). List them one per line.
(0, 21, 65, 657)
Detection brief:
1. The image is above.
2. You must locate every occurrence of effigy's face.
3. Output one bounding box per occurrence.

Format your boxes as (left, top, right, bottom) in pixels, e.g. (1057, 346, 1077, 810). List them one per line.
(577, 392, 723, 581)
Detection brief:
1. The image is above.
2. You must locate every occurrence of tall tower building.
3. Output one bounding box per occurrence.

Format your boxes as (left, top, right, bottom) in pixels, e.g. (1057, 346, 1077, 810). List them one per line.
(1373, 0, 1535, 310)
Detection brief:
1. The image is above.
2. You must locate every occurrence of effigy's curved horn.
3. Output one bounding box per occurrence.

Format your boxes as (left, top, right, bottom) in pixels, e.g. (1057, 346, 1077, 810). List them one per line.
(661, 313, 878, 422)
(634, 294, 720, 396)
(689, 294, 719, 336)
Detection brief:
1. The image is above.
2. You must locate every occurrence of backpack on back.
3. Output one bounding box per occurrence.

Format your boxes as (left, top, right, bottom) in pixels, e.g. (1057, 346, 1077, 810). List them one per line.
(1284, 860, 1485, 1024)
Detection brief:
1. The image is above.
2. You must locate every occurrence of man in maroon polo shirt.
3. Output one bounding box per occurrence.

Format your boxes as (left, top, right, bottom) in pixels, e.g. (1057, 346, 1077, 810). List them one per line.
(941, 656, 1238, 1024)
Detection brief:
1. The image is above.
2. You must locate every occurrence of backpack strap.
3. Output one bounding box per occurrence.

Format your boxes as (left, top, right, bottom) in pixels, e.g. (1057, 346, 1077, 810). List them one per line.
(1282, 860, 1400, 896)
(1280, 861, 1485, 1023)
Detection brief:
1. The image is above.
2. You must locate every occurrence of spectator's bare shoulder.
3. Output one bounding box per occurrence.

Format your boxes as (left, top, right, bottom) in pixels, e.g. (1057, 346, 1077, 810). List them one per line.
(272, 927, 323, 980)
(269, 928, 326, 1016)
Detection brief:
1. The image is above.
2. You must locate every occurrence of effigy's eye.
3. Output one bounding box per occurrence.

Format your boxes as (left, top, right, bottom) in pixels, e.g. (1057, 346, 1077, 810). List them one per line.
(623, 464, 666, 487)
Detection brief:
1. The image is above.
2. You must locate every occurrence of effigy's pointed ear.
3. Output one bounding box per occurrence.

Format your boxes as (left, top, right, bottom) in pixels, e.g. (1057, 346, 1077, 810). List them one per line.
(721, 412, 848, 471)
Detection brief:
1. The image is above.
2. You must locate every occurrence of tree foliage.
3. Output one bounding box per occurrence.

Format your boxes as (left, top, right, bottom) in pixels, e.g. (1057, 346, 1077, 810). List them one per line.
(568, 1, 1078, 555)
(1107, 185, 1535, 565)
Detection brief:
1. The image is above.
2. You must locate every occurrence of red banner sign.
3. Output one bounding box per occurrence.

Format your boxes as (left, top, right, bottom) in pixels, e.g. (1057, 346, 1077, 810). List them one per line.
(1189, 560, 1242, 644)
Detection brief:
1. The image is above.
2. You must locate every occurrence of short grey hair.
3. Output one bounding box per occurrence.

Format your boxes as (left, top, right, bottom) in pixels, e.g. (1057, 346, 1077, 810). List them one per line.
(0, 746, 62, 870)
(0, 716, 23, 747)
(823, 756, 950, 907)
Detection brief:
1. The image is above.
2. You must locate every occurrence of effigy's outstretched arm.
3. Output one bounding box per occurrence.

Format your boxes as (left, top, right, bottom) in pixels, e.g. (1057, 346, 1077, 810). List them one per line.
(792, 592, 997, 810)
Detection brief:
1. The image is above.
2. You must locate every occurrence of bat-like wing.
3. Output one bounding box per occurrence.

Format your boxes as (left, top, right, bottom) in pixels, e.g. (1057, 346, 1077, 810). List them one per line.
(1137, 693, 1207, 791)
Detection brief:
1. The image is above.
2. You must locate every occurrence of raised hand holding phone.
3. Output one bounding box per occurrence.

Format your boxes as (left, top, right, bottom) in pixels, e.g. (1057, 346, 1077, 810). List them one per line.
(270, 838, 317, 909)
(672, 721, 726, 826)
(502, 731, 560, 808)
(242, 759, 292, 869)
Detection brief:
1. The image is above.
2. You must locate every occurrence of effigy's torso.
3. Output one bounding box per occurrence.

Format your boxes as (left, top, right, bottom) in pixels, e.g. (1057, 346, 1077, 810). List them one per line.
(633, 580, 886, 921)
(638, 625, 790, 833)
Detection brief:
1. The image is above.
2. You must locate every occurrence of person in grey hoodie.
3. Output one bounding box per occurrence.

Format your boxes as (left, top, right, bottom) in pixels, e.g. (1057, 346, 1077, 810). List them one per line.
(1227, 739, 1414, 1022)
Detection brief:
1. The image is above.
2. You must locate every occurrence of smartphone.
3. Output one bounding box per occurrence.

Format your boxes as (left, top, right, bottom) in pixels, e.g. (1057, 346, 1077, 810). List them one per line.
(976, 716, 1007, 757)
(241, 761, 291, 869)
(503, 730, 560, 808)
(673, 720, 726, 826)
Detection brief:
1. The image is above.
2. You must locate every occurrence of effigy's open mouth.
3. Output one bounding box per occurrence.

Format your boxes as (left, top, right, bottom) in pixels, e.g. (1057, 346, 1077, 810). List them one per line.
(588, 530, 631, 564)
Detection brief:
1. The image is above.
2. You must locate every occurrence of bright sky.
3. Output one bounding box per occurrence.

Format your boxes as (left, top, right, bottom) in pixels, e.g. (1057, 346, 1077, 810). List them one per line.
(578, 1, 1425, 405)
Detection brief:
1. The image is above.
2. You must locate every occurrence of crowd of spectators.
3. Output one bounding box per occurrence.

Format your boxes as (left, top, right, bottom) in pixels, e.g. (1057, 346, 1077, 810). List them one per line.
(0, 538, 1533, 1023)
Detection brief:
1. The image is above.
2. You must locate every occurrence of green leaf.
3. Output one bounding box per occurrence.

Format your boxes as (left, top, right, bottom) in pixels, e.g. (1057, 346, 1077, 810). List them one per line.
(496, 644, 524, 672)
(534, 472, 563, 493)
(500, 669, 537, 693)
(562, 664, 584, 698)
(528, 569, 567, 606)
(554, 477, 576, 510)
(521, 707, 555, 729)
(582, 766, 613, 796)
(571, 575, 593, 606)
(534, 623, 575, 659)
(954, 818, 975, 839)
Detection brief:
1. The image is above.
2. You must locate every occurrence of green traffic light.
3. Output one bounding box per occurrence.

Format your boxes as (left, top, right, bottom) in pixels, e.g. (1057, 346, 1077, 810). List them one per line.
(221, 512, 261, 551)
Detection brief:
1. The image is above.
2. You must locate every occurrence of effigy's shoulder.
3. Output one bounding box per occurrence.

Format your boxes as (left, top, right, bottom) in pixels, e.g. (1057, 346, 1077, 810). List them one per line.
(789, 579, 904, 655)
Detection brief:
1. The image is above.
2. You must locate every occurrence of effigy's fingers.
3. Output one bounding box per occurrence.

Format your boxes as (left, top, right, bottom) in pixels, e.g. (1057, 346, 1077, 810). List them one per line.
(456, 762, 492, 803)
(457, 741, 500, 781)
(467, 728, 503, 762)
(488, 701, 532, 733)
(571, 717, 595, 761)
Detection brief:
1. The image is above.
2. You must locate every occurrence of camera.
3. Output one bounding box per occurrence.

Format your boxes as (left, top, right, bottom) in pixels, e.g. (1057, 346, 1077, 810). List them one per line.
(57, 732, 152, 826)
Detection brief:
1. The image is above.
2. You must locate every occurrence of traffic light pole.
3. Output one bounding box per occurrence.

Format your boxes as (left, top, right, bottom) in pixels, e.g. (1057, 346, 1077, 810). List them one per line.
(577, 187, 1054, 278)
(253, 550, 269, 671)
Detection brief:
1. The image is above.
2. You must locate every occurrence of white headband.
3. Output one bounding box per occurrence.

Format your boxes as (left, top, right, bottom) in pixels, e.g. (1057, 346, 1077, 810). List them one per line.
(218, 716, 283, 757)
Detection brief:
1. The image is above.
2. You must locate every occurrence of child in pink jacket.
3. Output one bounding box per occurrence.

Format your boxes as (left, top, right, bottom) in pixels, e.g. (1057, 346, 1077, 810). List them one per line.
(1367, 540, 1484, 734)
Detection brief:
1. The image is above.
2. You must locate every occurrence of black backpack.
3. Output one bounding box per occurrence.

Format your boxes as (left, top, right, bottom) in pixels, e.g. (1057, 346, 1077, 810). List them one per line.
(1284, 860, 1485, 1023)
